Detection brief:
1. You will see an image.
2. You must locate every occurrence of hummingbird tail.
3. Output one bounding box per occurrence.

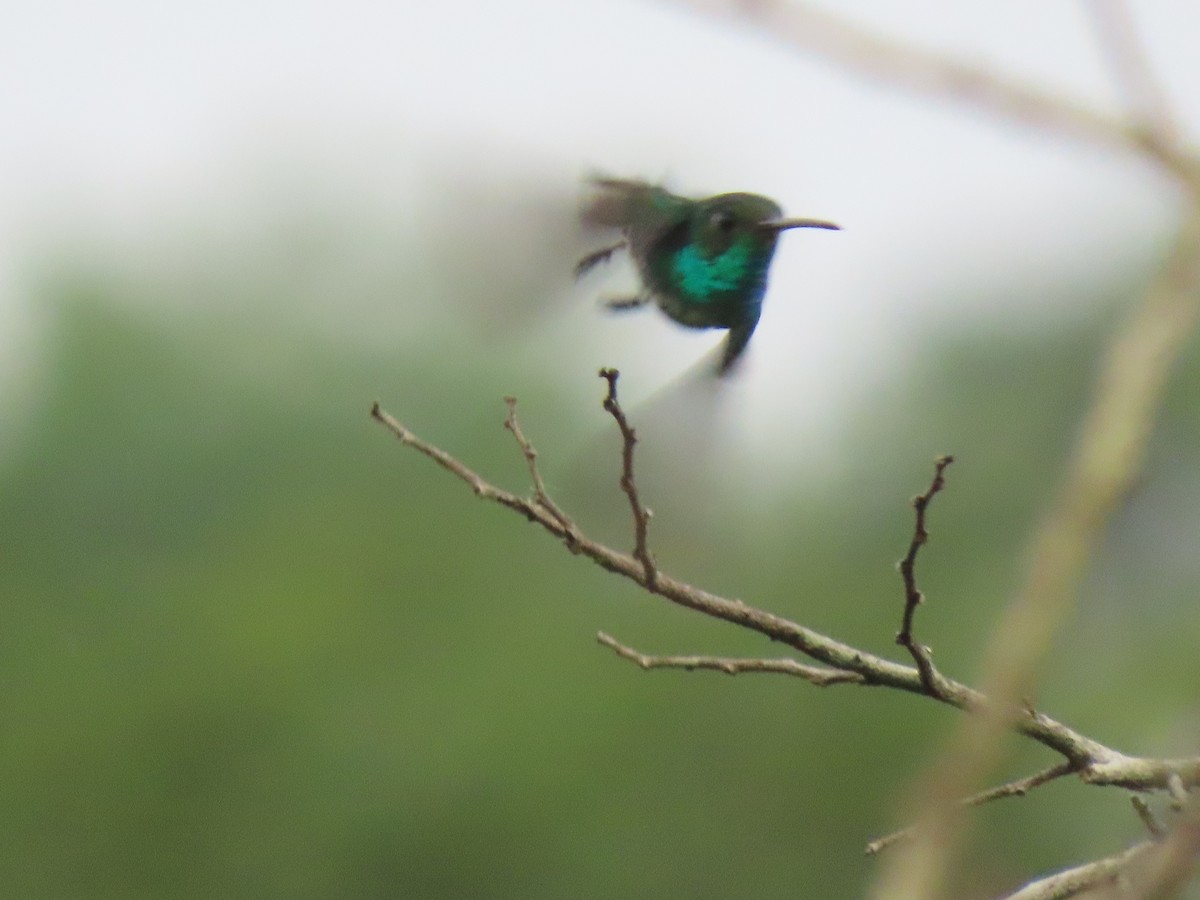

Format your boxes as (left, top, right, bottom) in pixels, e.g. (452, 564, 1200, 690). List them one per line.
(717, 314, 761, 377)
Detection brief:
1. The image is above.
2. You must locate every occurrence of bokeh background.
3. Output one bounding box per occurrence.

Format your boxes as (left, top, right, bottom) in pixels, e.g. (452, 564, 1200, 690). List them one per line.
(3, 1, 1199, 897)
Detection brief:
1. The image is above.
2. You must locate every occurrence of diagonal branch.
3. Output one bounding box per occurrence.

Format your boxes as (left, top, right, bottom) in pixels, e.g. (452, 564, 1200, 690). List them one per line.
(1003, 811, 1200, 900)
(370, 401, 540, 519)
(370, 378, 1200, 799)
(1003, 840, 1155, 900)
(668, 0, 1197, 177)
(865, 762, 1078, 856)
(1083, 0, 1182, 157)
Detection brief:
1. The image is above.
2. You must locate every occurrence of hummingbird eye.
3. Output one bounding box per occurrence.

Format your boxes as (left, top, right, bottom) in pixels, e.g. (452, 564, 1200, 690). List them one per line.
(710, 210, 736, 233)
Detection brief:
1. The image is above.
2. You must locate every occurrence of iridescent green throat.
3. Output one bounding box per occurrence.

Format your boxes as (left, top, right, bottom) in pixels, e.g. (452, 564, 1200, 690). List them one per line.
(671, 237, 761, 301)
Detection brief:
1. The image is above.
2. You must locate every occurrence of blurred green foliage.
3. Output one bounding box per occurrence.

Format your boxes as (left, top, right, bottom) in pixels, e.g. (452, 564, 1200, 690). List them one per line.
(1, 253, 1198, 899)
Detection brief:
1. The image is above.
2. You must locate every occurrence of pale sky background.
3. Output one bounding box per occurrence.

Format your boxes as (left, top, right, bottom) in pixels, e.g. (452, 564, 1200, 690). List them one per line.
(1, 0, 1196, 464)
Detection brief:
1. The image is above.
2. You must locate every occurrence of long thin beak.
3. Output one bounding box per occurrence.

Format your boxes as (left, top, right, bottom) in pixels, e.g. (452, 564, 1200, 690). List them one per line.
(761, 217, 841, 233)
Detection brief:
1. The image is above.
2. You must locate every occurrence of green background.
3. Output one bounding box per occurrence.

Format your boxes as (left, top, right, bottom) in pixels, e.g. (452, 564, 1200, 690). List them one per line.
(2, 219, 1197, 899)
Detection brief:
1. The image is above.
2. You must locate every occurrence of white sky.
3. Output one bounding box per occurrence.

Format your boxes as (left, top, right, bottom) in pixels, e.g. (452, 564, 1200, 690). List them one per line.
(0, 0, 1195, 461)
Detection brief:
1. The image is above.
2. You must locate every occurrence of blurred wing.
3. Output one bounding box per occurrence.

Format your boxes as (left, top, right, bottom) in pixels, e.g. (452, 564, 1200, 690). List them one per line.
(422, 164, 587, 334)
(557, 358, 735, 519)
(581, 177, 691, 243)
(581, 178, 654, 227)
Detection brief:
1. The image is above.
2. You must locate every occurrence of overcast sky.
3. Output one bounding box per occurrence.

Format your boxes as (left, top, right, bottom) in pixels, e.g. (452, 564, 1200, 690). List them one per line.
(2, 0, 1195, 458)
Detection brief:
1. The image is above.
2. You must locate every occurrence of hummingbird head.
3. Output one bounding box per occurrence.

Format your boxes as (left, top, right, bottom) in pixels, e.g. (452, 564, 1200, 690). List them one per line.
(690, 193, 841, 257)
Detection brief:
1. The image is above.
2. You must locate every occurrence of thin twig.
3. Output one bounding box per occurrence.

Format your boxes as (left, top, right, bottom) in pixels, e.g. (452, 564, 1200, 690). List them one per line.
(1131, 794, 1167, 840)
(599, 368, 657, 588)
(895, 455, 955, 697)
(370, 401, 546, 521)
(503, 396, 579, 544)
(1168, 771, 1189, 810)
(865, 762, 1077, 856)
(597, 631, 865, 686)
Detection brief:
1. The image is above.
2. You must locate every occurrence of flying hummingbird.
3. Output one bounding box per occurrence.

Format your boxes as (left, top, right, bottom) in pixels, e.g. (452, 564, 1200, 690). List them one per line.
(576, 178, 840, 375)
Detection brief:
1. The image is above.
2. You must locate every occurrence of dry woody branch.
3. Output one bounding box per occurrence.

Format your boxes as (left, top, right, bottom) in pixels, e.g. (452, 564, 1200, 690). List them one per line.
(371, 373, 1200, 850)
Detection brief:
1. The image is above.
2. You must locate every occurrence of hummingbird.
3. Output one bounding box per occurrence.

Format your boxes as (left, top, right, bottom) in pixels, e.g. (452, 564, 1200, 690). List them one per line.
(576, 178, 840, 375)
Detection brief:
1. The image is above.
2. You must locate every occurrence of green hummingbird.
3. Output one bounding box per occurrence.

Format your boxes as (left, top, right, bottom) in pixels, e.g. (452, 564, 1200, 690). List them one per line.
(576, 178, 840, 375)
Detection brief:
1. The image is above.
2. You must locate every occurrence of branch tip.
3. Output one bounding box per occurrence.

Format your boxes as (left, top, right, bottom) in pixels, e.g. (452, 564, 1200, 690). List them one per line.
(896, 455, 955, 696)
(501, 392, 577, 536)
(1132, 795, 1168, 839)
(1168, 772, 1188, 809)
(598, 366, 657, 587)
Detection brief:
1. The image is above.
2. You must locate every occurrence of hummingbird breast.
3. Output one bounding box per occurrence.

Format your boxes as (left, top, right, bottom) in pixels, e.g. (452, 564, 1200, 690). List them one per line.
(641, 235, 774, 329)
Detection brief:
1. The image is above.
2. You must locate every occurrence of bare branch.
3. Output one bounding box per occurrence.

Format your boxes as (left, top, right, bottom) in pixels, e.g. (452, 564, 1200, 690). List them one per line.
(895, 455, 955, 697)
(866, 762, 1077, 856)
(1084, 0, 1181, 156)
(370, 401, 554, 524)
(1005, 814, 1200, 899)
(1131, 795, 1168, 840)
(597, 631, 866, 686)
(599, 368, 658, 588)
(669, 0, 1197, 174)
(503, 396, 580, 542)
(370, 387, 1200, 799)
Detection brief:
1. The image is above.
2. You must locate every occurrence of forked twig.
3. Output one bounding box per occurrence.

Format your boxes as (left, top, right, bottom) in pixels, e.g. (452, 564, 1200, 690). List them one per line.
(503, 396, 579, 544)
(599, 368, 658, 588)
